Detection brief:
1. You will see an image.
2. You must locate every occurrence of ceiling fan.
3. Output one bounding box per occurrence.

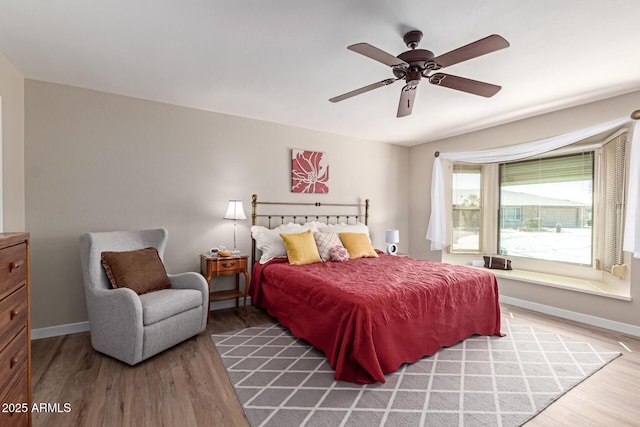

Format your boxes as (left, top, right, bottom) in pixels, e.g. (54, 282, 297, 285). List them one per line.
(329, 30, 510, 117)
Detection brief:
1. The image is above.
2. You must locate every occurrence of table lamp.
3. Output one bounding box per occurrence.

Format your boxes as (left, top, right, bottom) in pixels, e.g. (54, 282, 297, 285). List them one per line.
(224, 200, 246, 254)
(385, 229, 399, 255)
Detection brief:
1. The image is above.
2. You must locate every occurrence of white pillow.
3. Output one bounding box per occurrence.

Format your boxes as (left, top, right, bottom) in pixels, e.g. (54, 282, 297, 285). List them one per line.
(251, 223, 311, 263)
(317, 222, 370, 236)
(302, 221, 324, 232)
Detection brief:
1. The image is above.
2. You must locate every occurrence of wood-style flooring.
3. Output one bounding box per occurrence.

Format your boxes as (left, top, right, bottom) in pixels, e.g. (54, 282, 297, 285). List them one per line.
(30, 304, 640, 426)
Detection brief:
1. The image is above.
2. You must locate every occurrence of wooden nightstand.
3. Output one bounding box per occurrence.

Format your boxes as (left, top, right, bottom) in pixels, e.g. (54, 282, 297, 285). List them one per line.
(200, 253, 249, 322)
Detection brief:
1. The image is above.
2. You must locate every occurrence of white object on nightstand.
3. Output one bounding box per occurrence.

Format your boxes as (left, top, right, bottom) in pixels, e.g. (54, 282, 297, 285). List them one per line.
(385, 229, 399, 255)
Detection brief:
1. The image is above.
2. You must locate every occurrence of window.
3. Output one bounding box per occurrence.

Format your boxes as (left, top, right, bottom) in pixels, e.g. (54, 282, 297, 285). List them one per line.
(449, 128, 629, 277)
(502, 206, 521, 222)
(451, 163, 481, 253)
(499, 152, 594, 265)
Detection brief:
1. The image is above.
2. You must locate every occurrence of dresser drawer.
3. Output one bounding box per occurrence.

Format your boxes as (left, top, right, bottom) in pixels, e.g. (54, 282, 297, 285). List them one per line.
(0, 370, 29, 427)
(0, 286, 27, 353)
(0, 243, 27, 299)
(0, 327, 27, 396)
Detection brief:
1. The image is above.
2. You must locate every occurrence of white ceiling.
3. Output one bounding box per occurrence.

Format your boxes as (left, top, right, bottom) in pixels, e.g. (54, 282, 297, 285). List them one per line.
(1, 0, 639, 146)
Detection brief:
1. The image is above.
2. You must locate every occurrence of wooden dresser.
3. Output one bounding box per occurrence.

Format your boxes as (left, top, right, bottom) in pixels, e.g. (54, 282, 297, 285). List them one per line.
(0, 233, 31, 427)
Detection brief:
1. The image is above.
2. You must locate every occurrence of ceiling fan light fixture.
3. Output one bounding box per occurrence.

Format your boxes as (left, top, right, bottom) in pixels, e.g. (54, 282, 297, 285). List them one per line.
(392, 66, 407, 79)
(406, 69, 422, 86)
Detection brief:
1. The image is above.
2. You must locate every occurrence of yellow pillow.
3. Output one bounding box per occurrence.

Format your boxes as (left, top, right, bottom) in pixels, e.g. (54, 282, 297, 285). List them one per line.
(339, 232, 379, 259)
(280, 229, 323, 265)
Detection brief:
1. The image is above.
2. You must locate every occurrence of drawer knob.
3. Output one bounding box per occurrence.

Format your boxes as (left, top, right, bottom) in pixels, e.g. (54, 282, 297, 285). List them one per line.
(10, 309, 19, 319)
(10, 356, 19, 369)
(222, 262, 235, 268)
(9, 259, 24, 272)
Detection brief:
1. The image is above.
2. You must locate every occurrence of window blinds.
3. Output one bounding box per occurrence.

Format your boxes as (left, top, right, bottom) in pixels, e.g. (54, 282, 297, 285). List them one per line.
(603, 133, 627, 273)
(500, 153, 594, 186)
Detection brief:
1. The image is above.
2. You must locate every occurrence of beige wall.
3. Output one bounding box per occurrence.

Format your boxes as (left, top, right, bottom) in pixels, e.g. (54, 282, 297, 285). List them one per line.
(24, 80, 410, 329)
(409, 90, 640, 327)
(0, 52, 25, 231)
(17, 72, 640, 330)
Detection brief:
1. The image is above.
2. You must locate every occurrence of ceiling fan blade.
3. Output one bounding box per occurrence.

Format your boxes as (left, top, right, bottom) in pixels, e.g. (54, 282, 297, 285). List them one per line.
(329, 78, 397, 103)
(348, 43, 409, 68)
(429, 73, 501, 97)
(433, 34, 509, 68)
(397, 85, 418, 117)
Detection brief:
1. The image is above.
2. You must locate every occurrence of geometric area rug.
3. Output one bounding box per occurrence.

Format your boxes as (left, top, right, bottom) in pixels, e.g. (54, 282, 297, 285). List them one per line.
(212, 318, 620, 427)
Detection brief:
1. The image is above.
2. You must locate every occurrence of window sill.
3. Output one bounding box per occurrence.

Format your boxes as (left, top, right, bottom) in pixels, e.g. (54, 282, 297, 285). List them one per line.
(471, 267, 631, 301)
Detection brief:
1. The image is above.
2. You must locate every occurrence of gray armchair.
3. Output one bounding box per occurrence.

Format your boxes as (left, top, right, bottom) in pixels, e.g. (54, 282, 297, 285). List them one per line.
(80, 228, 208, 365)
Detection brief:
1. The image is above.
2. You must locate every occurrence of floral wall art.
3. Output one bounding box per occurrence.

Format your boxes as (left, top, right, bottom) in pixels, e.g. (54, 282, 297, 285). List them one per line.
(291, 149, 329, 193)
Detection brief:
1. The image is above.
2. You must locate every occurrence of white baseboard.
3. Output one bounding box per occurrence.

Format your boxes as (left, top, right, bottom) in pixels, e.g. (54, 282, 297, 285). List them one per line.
(30, 297, 254, 340)
(31, 321, 91, 340)
(500, 295, 640, 338)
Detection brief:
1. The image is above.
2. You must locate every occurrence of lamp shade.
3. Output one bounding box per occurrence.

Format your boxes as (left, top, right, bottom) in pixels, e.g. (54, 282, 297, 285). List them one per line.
(223, 200, 247, 220)
(385, 229, 399, 243)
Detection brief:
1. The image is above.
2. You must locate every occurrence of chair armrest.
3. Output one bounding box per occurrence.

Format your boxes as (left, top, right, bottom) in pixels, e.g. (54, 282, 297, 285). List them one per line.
(88, 287, 142, 321)
(168, 272, 208, 305)
(168, 272, 209, 330)
(85, 287, 144, 364)
(168, 272, 208, 292)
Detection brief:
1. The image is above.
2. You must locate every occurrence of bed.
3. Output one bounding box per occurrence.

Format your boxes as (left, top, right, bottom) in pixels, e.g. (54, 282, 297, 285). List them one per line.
(248, 194, 502, 384)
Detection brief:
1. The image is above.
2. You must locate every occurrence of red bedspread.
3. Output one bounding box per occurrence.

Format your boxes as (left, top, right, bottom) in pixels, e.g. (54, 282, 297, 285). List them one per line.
(249, 254, 502, 384)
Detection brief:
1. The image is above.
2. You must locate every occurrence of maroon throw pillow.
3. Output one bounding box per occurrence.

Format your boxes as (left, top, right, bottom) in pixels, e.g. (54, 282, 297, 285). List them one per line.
(329, 245, 350, 262)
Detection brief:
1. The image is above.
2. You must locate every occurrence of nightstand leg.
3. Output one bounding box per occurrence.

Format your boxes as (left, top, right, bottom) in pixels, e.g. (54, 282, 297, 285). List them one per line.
(235, 274, 240, 308)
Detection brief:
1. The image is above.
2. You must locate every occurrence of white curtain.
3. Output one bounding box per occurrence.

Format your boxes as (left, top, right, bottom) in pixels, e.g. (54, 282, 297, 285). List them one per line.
(624, 121, 640, 257)
(426, 116, 639, 256)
